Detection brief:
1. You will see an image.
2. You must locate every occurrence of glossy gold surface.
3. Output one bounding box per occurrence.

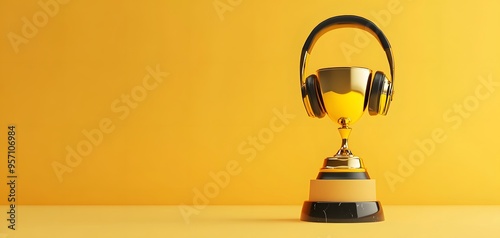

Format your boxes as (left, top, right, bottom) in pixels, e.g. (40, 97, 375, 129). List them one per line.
(323, 156, 363, 169)
(319, 168, 366, 173)
(317, 67, 371, 125)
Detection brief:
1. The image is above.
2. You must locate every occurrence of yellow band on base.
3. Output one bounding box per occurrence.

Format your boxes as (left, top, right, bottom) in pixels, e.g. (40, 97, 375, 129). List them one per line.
(308, 179, 377, 202)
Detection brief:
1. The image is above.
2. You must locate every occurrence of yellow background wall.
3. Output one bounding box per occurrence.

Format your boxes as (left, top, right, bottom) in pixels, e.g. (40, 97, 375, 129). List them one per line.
(0, 0, 499, 206)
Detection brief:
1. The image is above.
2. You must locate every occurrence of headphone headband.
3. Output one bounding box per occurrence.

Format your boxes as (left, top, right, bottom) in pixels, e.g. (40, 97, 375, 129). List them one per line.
(300, 15, 395, 85)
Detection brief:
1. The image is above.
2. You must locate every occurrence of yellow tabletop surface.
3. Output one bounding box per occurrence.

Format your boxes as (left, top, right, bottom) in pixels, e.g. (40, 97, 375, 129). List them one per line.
(2, 205, 500, 238)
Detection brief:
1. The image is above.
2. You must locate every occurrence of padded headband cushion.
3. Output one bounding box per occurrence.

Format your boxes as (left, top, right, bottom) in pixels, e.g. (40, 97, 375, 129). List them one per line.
(300, 15, 394, 84)
(302, 15, 391, 53)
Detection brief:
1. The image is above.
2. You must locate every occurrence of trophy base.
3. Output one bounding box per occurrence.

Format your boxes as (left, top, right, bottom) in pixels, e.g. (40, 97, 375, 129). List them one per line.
(301, 169, 384, 223)
(300, 201, 384, 223)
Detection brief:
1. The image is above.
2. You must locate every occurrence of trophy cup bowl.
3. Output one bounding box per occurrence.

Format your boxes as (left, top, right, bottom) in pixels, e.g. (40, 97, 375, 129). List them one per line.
(318, 67, 371, 126)
(300, 67, 385, 222)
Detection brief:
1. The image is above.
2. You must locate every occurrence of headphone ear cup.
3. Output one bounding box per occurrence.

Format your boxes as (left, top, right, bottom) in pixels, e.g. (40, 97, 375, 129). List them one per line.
(368, 71, 386, 116)
(305, 74, 326, 118)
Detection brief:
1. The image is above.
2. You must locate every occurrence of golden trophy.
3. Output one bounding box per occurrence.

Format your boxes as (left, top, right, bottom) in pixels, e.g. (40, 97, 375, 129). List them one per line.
(299, 15, 395, 222)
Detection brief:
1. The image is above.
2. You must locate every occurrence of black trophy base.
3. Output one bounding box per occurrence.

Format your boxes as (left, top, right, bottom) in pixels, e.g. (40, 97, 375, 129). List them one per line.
(301, 201, 384, 223)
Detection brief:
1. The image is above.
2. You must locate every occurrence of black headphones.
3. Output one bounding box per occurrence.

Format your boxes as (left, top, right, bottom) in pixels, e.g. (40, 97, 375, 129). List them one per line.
(300, 15, 395, 118)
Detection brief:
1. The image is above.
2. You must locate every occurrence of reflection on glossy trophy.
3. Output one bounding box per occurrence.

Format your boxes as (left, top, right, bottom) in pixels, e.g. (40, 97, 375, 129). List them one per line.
(319, 67, 371, 173)
(298, 16, 395, 223)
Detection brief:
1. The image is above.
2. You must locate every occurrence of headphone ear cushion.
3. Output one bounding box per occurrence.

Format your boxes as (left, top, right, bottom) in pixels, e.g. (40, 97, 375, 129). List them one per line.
(368, 71, 385, 116)
(305, 74, 326, 118)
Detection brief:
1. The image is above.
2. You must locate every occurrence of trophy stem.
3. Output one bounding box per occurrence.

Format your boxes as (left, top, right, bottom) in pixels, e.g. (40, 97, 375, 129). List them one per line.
(335, 117, 353, 157)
